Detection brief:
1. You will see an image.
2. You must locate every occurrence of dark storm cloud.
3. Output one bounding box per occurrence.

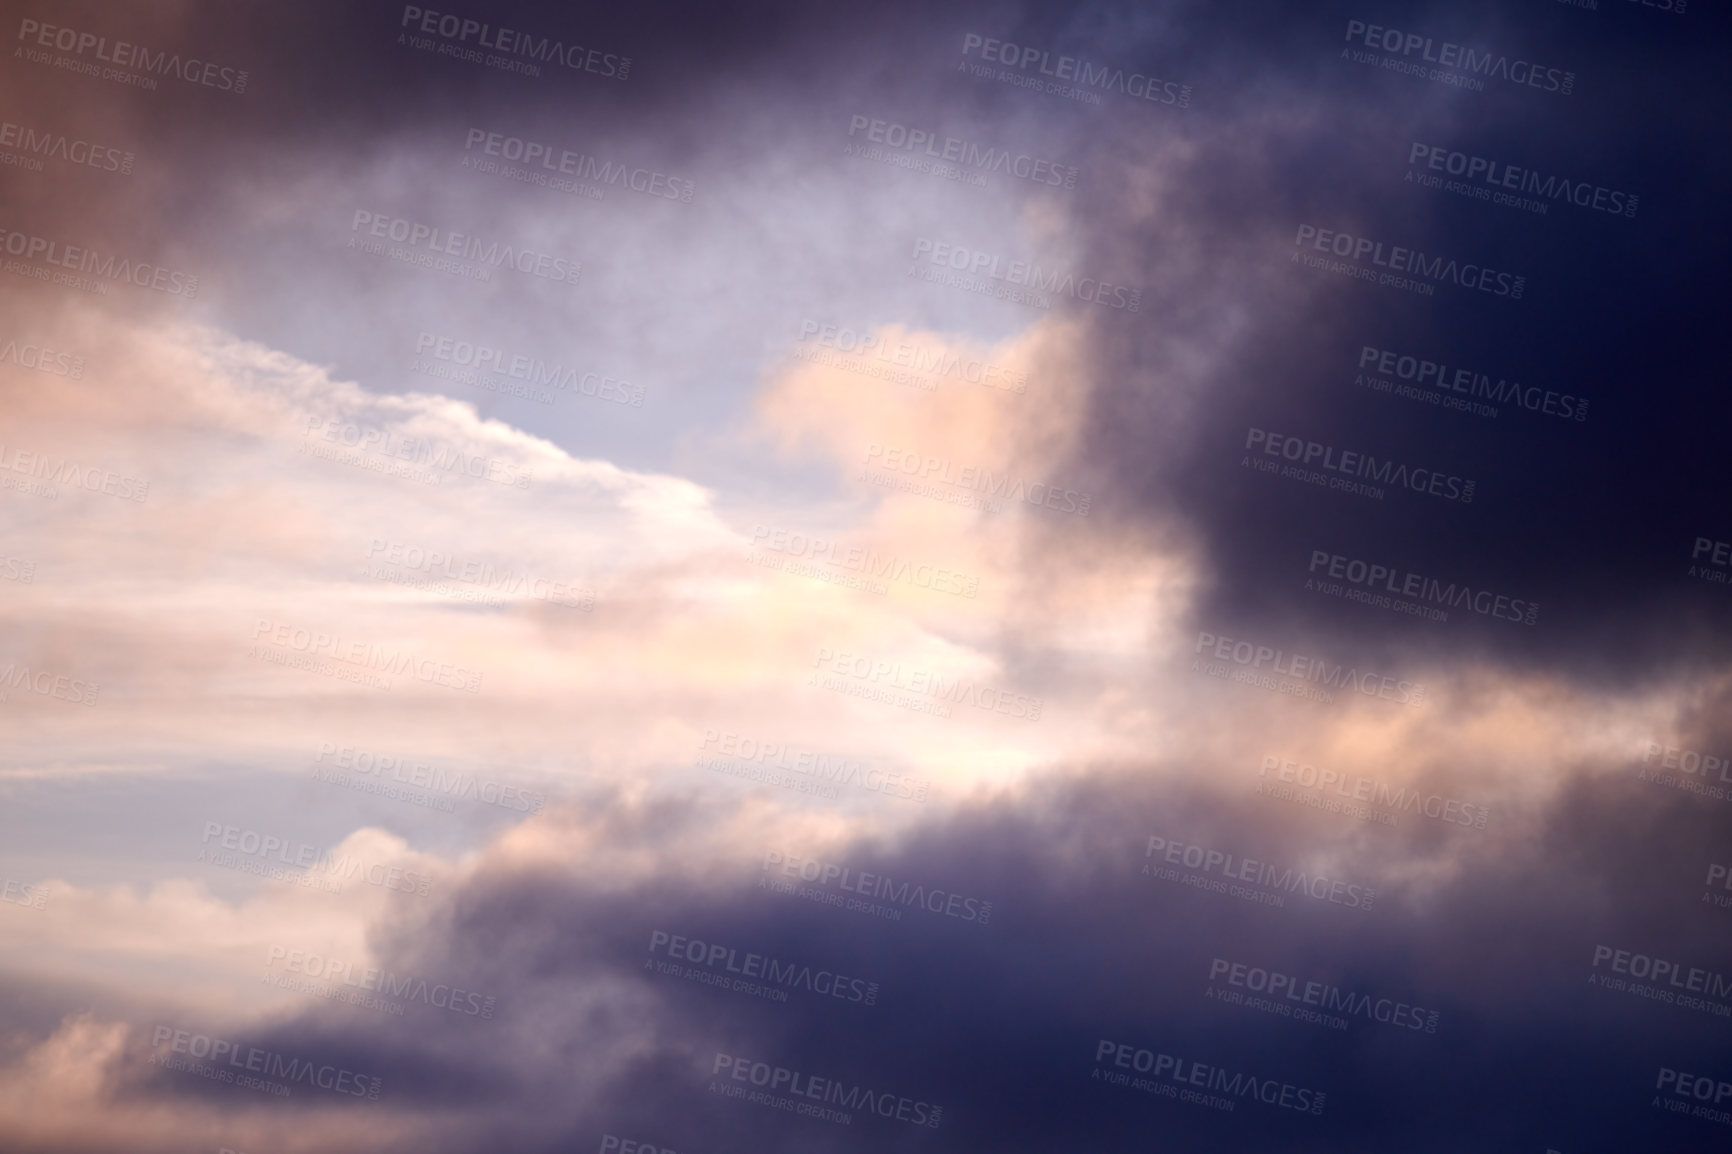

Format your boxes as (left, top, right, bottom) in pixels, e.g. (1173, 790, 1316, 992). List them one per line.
(1, 0, 970, 224)
(84, 727, 1732, 1153)
(997, 0, 1732, 686)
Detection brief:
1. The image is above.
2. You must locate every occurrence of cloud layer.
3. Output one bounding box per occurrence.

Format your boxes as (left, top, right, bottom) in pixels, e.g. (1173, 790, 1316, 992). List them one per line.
(3, 0, 1730, 1151)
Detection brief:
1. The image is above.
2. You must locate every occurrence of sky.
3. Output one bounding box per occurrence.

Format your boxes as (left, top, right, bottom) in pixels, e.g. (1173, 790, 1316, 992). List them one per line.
(1, 0, 1730, 1151)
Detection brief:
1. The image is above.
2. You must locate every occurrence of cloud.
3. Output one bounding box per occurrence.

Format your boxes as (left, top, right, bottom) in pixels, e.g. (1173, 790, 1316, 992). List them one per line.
(3, 0, 1729, 1150)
